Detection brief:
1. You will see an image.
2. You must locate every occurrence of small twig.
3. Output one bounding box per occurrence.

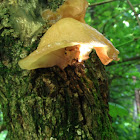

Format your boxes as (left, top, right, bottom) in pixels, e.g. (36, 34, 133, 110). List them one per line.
(127, 0, 140, 27)
(89, 0, 119, 7)
(110, 94, 134, 102)
(99, 3, 140, 33)
(116, 37, 140, 47)
(108, 56, 140, 66)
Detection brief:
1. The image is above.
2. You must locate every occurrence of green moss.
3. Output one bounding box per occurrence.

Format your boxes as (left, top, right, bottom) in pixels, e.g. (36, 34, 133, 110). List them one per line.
(47, 0, 64, 10)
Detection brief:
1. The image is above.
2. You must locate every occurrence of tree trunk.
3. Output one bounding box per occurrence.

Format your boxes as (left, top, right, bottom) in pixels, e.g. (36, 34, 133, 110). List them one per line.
(0, 0, 117, 140)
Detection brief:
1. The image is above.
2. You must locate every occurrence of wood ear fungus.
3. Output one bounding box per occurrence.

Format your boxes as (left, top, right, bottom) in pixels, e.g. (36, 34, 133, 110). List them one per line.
(18, 18, 119, 70)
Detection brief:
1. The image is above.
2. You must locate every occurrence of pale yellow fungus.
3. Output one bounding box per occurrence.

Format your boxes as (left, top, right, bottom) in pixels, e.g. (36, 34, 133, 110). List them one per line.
(42, 0, 88, 24)
(18, 18, 119, 70)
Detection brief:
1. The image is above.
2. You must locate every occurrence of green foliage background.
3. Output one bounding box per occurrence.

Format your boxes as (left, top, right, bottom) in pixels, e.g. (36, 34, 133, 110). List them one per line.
(86, 0, 140, 140)
(0, 0, 140, 140)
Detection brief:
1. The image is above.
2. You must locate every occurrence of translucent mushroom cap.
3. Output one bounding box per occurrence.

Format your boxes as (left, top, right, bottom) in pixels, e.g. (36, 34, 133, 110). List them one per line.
(18, 18, 119, 70)
(42, 0, 88, 24)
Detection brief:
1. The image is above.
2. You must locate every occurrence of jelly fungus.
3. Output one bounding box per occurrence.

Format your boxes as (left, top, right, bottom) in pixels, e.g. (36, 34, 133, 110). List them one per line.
(18, 18, 119, 70)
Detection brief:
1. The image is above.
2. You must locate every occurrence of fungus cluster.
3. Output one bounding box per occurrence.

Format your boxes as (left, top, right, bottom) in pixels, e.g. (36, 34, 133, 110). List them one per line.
(18, 0, 119, 70)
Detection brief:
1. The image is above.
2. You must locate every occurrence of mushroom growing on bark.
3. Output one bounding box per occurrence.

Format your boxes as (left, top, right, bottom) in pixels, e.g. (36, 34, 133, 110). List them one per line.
(18, 18, 119, 70)
(42, 0, 88, 24)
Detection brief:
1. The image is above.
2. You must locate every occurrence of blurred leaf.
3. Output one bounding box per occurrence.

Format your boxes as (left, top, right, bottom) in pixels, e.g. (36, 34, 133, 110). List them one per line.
(109, 102, 128, 117)
(0, 130, 8, 140)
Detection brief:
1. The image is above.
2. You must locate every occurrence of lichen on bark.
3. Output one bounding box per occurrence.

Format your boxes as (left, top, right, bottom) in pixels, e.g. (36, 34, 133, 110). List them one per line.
(0, 0, 117, 140)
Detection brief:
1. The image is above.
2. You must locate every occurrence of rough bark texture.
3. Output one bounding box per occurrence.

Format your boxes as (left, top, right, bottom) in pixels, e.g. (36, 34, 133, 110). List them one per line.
(0, 0, 117, 140)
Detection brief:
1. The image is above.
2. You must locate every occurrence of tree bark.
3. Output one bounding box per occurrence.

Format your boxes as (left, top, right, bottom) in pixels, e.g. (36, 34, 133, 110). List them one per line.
(0, 0, 117, 140)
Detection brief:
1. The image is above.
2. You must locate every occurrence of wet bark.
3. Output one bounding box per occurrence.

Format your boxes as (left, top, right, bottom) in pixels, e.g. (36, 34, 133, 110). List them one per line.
(0, 0, 117, 140)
